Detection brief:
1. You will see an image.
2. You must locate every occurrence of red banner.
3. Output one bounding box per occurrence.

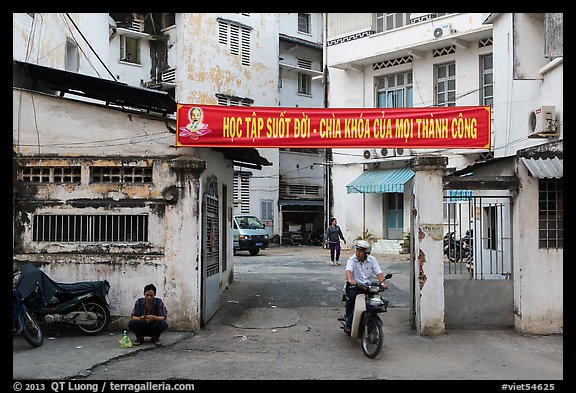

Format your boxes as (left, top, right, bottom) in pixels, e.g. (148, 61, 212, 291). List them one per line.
(176, 104, 491, 149)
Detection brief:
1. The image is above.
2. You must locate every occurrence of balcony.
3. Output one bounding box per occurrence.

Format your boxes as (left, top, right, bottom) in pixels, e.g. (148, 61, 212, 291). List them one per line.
(328, 13, 492, 70)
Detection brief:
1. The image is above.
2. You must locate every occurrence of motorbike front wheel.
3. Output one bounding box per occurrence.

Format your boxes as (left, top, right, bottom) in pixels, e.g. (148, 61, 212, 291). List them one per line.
(21, 309, 44, 347)
(76, 301, 111, 335)
(361, 319, 383, 359)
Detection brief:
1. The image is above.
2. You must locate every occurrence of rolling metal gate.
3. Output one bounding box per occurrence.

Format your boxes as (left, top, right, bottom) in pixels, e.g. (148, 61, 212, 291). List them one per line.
(443, 194, 514, 327)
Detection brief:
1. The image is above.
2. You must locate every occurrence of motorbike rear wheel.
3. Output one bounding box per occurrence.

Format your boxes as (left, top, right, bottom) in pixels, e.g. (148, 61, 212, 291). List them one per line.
(21, 309, 44, 347)
(76, 301, 110, 335)
(447, 248, 461, 263)
(361, 320, 383, 359)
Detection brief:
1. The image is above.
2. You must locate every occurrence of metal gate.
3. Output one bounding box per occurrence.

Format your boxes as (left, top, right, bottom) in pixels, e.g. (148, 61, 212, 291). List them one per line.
(201, 177, 220, 326)
(443, 194, 514, 327)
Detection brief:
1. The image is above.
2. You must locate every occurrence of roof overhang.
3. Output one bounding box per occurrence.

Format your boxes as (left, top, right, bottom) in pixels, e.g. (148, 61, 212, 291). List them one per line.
(13, 60, 176, 116)
(13, 60, 272, 170)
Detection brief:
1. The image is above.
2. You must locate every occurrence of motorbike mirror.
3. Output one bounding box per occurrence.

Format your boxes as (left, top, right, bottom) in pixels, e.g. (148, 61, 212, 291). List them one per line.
(384, 273, 393, 279)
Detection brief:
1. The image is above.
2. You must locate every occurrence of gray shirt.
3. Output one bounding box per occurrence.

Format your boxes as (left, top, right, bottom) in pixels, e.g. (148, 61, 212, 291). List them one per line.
(325, 225, 345, 243)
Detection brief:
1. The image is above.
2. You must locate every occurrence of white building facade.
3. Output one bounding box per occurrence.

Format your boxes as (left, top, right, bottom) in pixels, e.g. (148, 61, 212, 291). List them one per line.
(325, 12, 562, 334)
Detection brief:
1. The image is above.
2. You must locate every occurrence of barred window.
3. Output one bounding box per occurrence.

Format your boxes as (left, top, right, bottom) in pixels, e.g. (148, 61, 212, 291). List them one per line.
(20, 166, 81, 184)
(33, 214, 149, 243)
(90, 166, 152, 183)
(539, 179, 563, 248)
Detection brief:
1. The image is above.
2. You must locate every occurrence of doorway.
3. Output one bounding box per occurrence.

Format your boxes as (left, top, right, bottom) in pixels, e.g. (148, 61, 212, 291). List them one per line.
(385, 192, 404, 240)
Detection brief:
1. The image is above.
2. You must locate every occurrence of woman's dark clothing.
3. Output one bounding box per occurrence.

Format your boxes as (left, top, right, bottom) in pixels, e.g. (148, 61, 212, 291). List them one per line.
(127, 297, 168, 341)
(325, 225, 345, 263)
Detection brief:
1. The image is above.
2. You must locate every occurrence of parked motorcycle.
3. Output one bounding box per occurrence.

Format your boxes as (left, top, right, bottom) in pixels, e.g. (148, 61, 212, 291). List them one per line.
(339, 273, 393, 359)
(14, 263, 111, 335)
(13, 288, 44, 347)
(443, 230, 473, 263)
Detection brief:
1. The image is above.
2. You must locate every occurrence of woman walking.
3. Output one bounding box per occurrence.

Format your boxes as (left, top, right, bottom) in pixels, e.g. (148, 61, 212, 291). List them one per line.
(324, 217, 346, 265)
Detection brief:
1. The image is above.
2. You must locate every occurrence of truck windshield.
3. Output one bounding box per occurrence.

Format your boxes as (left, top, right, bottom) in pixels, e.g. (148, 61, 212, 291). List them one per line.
(237, 217, 264, 230)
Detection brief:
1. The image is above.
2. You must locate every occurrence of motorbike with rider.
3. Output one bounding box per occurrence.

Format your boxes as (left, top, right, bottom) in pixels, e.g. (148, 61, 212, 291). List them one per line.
(340, 240, 392, 358)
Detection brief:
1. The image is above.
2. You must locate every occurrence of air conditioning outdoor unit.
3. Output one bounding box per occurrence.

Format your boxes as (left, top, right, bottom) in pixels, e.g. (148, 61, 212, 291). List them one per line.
(363, 148, 390, 159)
(528, 106, 558, 138)
(433, 24, 454, 39)
(363, 148, 406, 159)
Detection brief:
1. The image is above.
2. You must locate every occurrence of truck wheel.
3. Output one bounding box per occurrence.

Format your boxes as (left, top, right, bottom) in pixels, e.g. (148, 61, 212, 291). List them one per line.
(249, 248, 260, 256)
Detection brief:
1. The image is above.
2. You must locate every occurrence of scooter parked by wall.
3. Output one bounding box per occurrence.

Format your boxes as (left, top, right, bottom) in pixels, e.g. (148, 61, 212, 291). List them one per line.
(443, 230, 473, 263)
(13, 288, 44, 347)
(14, 263, 111, 335)
(338, 273, 393, 359)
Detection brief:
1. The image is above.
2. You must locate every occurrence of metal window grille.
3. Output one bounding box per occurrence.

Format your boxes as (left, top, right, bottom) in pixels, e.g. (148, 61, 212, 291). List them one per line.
(20, 166, 81, 184)
(443, 195, 512, 280)
(33, 214, 148, 242)
(90, 166, 152, 183)
(539, 179, 563, 249)
(205, 183, 220, 277)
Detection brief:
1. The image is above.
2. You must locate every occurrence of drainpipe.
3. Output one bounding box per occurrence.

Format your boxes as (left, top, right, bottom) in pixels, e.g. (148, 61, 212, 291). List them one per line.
(322, 13, 332, 233)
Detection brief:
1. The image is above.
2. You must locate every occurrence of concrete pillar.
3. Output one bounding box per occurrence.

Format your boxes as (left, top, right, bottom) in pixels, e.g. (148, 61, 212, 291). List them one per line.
(410, 156, 447, 336)
(165, 155, 206, 331)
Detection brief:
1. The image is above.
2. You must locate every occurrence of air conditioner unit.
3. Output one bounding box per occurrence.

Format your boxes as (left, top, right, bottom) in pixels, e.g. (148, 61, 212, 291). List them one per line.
(433, 24, 454, 39)
(528, 106, 558, 138)
(363, 148, 390, 159)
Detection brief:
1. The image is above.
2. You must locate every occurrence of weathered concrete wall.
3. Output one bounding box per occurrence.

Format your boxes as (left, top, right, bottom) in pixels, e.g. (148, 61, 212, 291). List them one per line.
(512, 160, 563, 334)
(445, 280, 514, 327)
(411, 156, 447, 335)
(13, 89, 236, 332)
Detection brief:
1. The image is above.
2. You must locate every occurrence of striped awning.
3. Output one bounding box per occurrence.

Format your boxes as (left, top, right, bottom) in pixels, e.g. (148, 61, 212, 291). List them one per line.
(346, 168, 414, 194)
(521, 157, 563, 179)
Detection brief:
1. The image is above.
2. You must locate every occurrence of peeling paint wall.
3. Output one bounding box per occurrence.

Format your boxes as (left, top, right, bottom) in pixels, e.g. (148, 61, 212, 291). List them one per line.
(411, 158, 447, 336)
(13, 89, 235, 332)
(176, 13, 279, 106)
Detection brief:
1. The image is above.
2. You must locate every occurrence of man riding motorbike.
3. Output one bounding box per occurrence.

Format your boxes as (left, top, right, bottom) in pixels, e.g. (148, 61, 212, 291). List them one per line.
(343, 240, 388, 335)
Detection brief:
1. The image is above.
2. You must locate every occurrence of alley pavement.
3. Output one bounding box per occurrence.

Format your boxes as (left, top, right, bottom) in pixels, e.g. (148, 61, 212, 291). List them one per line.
(13, 246, 563, 383)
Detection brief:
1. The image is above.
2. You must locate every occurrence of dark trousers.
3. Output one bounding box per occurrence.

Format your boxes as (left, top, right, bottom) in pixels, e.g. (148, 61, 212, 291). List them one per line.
(329, 241, 341, 262)
(344, 284, 360, 329)
(128, 319, 168, 340)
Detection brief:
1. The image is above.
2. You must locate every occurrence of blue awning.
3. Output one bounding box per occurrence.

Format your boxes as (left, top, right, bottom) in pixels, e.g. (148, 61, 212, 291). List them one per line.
(346, 168, 414, 194)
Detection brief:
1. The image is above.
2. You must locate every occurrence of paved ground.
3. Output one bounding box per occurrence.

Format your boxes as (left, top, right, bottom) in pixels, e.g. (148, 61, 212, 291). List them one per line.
(13, 246, 563, 383)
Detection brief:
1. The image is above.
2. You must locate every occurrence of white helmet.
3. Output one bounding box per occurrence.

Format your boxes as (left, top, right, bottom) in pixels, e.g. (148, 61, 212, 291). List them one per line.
(354, 240, 372, 254)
